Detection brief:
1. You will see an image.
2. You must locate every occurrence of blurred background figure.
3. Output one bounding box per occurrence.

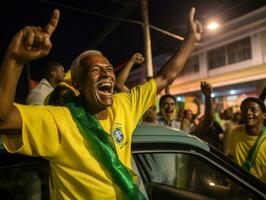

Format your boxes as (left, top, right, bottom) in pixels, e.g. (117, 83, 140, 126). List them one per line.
(45, 70, 79, 106)
(191, 82, 224, 152)
(232, 111, 241, 126)
(26, 61, 65, 105)
(230, 97, 266, 183)
(181, 109, 196, 132)
(223, 107, 235, 156)
(115, 52, 144, 93)
(47, 82, 79, 106)
(142, 105, 158, 124)
(158, 94, 180, 129)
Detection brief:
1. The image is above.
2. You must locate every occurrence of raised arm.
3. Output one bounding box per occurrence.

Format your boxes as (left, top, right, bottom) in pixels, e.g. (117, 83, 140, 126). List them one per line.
(194, 81, 213, 136)
(0, 9, 60, 130)
(116, 52, 144, 92)
(155, 7, 202, 93)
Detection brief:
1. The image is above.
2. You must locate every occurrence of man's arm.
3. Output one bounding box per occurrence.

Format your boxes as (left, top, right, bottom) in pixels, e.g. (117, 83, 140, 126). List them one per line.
(155, 7, 202, 93)
(194, 81, 213, 136)
(116, 52, 144, 92)
(0, 9, 60, 131)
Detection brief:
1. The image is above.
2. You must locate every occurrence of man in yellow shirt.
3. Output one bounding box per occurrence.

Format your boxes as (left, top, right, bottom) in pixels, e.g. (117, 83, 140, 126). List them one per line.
(0, 7, 202, 200)
(230, 97, 266, 183)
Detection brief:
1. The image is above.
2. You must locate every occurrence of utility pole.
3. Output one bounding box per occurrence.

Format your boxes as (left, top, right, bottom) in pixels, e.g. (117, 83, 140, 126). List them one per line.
(141, 0, 153, 78)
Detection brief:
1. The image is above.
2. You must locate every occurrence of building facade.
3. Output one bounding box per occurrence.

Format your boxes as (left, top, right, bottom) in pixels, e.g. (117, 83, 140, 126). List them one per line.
(127, 6, 266, 113)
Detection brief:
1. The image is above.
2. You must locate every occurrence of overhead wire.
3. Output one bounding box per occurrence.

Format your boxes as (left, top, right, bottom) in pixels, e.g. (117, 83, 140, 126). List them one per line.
(39, 0, 184, 41)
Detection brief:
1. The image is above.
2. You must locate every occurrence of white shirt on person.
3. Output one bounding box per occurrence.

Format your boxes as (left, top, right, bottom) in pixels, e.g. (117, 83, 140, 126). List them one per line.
(26, 78, 54, 105)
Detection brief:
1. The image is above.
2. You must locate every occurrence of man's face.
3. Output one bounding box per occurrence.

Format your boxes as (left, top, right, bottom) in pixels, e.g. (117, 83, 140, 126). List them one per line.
(160, 97, 176, 120)
(241, 102, 266, 127)
(79, 54, 116, 111)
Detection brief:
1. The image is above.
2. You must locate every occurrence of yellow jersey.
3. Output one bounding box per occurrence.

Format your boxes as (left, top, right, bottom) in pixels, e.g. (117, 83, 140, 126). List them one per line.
(230, 125, 266, 183)
(3, 79, 157, 199)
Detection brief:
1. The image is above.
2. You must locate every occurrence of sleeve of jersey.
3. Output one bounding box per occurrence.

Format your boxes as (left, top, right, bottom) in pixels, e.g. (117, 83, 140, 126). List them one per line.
(115, 79, 157, 132)
(4, 104, 61, 158)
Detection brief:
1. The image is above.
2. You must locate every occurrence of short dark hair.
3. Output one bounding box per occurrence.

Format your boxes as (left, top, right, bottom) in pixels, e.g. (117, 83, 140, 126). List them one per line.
(159, 94, 176, 108)
(44, 61, 62, 79)
(240, 97, 266, 113)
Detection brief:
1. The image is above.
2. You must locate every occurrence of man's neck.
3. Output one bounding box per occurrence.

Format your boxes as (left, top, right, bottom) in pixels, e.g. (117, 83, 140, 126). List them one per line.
(46, 77, 57, 88)
(245, 124, 264, 136)
(85, 103, 108, 120)
(95, 110, 108, 120)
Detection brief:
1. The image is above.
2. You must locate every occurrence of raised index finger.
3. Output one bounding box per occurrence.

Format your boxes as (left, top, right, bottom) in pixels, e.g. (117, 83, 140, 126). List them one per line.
(189, 7, 195, 23)
(44, 9, 60, 36)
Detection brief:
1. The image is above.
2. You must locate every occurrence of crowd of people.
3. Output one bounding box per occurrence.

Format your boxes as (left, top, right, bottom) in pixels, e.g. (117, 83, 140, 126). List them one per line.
(0, 6, 265, 200)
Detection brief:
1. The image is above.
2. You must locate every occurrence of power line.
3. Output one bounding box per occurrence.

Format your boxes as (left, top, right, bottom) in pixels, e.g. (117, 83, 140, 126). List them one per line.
(40, 0, 184, 41)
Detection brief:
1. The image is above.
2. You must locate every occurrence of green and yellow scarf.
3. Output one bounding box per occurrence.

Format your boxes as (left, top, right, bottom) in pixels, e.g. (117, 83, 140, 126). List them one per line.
(64, 93, 146, 200)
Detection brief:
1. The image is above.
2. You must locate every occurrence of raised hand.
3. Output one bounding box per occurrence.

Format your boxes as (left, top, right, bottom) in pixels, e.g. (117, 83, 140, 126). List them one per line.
(201, 81, 213, 97)
(5, 9, 60, 63)
(131, 53, 144, 64)
(186, 7, 203, 42)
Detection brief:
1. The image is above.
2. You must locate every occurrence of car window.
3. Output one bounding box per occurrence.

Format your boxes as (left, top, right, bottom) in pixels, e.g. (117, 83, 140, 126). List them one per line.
(0, 158, 49, 200)
(134, 152, 258, 200)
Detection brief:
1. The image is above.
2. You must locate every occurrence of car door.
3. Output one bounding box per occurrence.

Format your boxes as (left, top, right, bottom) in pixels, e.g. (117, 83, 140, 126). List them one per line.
(132, 142, 266, 200)
(0, 148, 49, 200)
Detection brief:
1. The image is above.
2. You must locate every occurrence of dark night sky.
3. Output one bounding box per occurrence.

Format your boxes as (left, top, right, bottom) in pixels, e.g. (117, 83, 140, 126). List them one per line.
(0, 0, 265, 81)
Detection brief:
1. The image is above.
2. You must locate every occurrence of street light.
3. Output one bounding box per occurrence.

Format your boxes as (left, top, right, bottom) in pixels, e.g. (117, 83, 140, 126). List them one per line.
(206, 21, 220, 30)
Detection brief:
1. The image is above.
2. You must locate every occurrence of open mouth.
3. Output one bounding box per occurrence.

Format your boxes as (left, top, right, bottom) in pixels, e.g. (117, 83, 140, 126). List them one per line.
(97, 82, 112, 95)
(165, 110, 173, 115)
(245, 117, 254, 123)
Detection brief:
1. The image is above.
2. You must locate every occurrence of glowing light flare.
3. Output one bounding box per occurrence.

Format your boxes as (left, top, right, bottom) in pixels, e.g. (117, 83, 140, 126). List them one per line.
(209, 182, 215, 186)
(206, 22, 220, 30)
(230, 89, 236, 95)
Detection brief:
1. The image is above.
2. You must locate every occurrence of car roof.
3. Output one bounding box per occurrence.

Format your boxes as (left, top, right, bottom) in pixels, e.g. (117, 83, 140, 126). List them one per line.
(132, 122, 210, 151)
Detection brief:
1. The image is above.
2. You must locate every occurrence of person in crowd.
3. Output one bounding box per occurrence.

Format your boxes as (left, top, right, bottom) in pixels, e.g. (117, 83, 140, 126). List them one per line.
(157, 94, 181, 129)
(176, 107, 184, 122)
(26, 61, 65, 105)
(222, 107, 235, 155)
(191, 82, 213, 135)
(230, 97, 266, 183)
(181, 108, 196, 132)
(232, 111, 241, 125)
(192, 82, 224, 151)
(0, 7, 202, 200)
(46, 82, 78, 106)
(149, 94, 180, 186)
(115, 52, 144, 93)
(45, 70, 79, 106)
(182, 89, 215, 134)
(142, 105, 158, 124)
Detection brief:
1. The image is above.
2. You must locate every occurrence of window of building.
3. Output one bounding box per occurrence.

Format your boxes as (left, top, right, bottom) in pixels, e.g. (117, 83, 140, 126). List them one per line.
(208, 46, 226, 69)
(228, 37, 251, 64)
(208, 37, 252, 70)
